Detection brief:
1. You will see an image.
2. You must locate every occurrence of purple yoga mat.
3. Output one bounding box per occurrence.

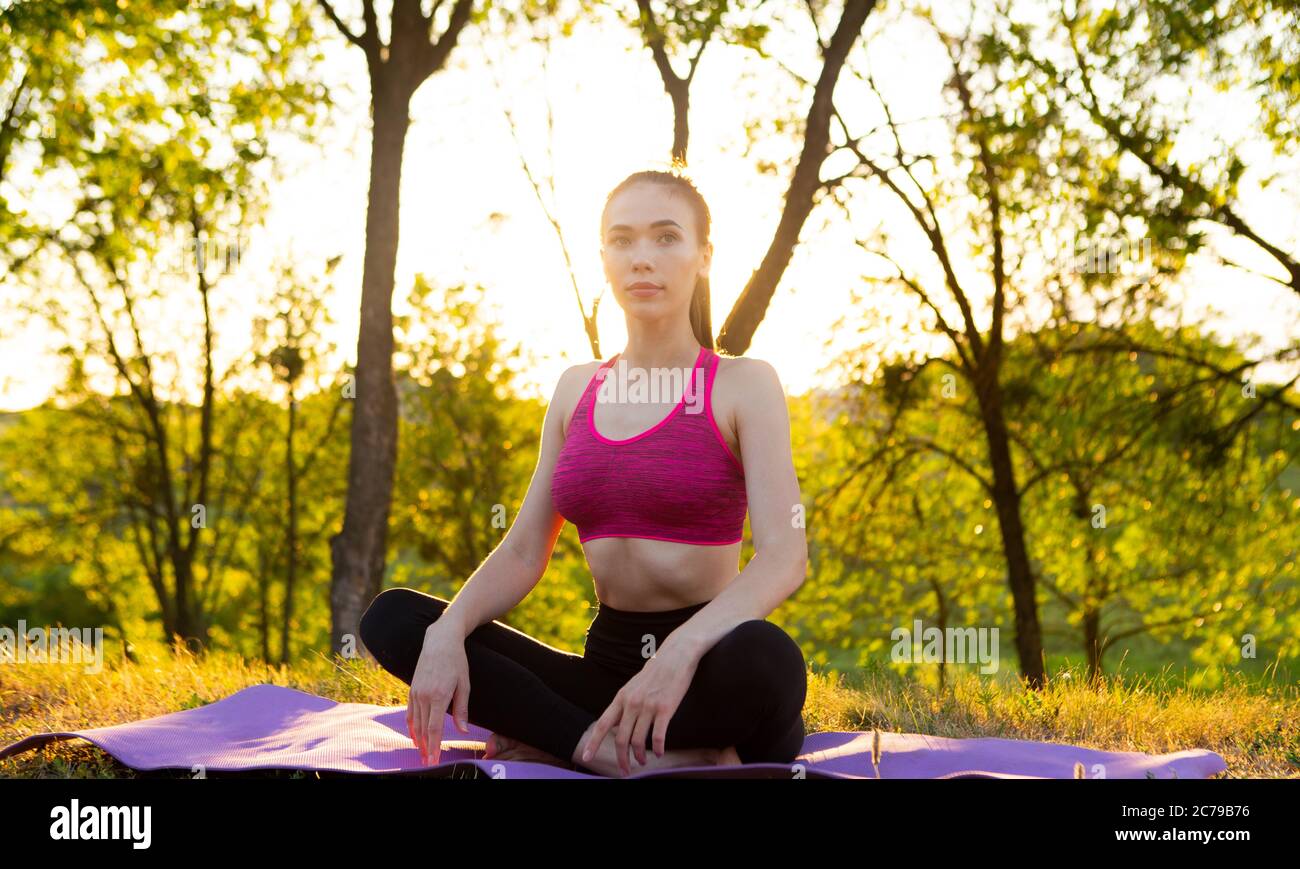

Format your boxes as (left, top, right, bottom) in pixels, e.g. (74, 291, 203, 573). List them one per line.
(0, 683, 1227, 779)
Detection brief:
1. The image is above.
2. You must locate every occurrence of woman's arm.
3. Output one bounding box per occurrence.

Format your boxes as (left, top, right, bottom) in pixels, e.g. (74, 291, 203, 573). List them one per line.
(660, 357, 809, 662)
(428, 364, 586, 642)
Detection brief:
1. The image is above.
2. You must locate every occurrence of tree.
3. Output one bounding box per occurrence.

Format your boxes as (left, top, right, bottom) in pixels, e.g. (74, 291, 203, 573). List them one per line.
(625, 0, 736, 166)
(1, 0, 328, 649)
(716, 0, 880, 354)
(251, 257, 347, 664)
(311, 0, 481, 655)
(817, 10, 1075, 686)
(1003, 320, 1297, 681)
(477, 2, 606, 357)
(988, 0, 1300, 295)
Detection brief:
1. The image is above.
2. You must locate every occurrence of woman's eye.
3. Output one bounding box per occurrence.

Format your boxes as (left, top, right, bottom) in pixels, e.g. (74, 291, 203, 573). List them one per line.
(610, 234, 678, 245)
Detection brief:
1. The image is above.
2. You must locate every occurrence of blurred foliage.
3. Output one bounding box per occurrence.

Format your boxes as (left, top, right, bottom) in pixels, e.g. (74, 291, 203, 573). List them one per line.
(0, 0, 1295, 693)
(793, 315, 1297, 688)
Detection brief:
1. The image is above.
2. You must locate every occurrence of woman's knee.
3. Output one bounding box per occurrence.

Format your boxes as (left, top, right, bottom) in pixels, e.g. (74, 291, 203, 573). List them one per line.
(708, 620, 807, 705)
(763, 709, 806, 765)
(359, 587, 444, 656)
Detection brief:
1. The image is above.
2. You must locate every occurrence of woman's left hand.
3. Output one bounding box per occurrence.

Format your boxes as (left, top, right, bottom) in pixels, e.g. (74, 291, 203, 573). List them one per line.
(579, 642, 698, 775)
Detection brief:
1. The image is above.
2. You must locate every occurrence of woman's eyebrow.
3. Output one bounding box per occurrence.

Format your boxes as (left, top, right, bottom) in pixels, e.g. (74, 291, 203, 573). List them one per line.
(606, 220, 684, 233)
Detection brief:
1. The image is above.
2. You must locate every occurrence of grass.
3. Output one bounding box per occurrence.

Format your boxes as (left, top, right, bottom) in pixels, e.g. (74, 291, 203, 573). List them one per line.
(1, 637, 1296, 779)
(805, 659, 1299, 778)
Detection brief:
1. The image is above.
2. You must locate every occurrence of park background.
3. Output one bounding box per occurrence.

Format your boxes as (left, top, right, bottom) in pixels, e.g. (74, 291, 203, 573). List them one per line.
(0, 0, 1296, 776)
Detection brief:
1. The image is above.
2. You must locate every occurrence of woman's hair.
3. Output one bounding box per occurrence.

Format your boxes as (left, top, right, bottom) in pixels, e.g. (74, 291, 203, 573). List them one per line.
(602, 168, 715, 351)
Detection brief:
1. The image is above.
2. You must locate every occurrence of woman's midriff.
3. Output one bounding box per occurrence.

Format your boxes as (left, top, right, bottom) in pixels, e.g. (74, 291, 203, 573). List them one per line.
(582, 535, 741, 611)
(582, 599, 713, 679)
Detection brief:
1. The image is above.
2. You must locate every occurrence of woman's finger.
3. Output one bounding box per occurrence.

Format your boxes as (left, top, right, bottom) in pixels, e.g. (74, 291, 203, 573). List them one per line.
(651, 709, 671, 758)
(409, 688, 426, 762)
(581, 701, 620, 766)
(425, 693, 448, 766)
(452, 677, 470, 734)
(614, 701, 639, 776)
(629, 707, 654, 767)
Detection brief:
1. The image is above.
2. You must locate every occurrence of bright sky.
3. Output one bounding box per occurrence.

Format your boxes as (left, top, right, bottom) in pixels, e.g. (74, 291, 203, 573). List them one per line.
(1, 1, 1296, 411)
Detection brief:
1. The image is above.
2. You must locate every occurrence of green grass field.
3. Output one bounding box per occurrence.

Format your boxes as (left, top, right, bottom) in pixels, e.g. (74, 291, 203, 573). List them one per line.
(1, 638, 1296, 779)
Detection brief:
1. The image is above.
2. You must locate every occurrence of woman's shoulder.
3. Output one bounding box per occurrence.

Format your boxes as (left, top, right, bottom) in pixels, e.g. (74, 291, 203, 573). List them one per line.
(554, 357, 606, 439)
(713, 352, 784, 398)
(709, 353, 787, 452)
(563, 356, 606, 381)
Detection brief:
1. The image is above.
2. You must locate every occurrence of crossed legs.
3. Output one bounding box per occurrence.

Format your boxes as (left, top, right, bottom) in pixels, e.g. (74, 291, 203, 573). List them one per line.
(358, 587, 807, 771)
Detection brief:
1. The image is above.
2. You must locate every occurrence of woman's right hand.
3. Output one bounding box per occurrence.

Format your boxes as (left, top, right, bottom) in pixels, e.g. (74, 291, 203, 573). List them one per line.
(408, 624, 471, 766)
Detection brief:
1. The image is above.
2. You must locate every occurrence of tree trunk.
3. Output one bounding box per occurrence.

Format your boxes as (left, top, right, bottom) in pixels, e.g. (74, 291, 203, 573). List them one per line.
(258, 535, 270, 662)
(717, 0, 878, 354)
(329, 85, 410, 657)
(931, 579, 949, 694)
(667, 78, 689, 165)
(1083, 608, 1102, 685)
(281, 394, 298, 666)
(977, 375, 1046, 689)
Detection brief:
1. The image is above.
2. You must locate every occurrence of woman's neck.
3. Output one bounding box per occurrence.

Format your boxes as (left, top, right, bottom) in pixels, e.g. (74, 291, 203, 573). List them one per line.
(619, 335, 703, 372)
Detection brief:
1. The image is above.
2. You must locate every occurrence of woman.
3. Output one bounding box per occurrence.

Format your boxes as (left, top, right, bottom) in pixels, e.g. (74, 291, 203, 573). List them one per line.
(359, 169, 809, 777)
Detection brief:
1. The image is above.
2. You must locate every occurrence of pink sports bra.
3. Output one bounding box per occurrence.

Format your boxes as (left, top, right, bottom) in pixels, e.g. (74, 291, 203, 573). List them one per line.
(551, 345, 747, 545)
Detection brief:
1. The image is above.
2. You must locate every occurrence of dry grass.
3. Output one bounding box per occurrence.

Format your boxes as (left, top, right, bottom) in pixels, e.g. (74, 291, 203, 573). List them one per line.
(2, 640, 1296, 778)
(0, 638, 409, 778)
(805, 661, 1300, 778)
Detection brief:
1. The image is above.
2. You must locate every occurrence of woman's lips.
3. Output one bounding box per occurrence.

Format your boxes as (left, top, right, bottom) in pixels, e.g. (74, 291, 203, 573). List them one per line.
(629, 286, 662, 297)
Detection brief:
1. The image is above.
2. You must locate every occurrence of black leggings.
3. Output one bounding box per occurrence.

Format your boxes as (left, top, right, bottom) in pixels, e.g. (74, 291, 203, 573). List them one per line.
(358, 587, 807, 770)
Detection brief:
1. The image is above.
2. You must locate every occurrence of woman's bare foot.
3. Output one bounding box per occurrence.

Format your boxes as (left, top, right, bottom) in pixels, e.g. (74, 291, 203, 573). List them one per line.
(716, 745, 743, 767)
(571, 722, 744, 777)
(483, 732, 574, 769)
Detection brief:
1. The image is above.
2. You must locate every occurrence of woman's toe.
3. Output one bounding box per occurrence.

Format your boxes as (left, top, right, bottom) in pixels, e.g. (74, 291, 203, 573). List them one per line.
(485, 733, 515, 759)
(717, 746, 743, 766)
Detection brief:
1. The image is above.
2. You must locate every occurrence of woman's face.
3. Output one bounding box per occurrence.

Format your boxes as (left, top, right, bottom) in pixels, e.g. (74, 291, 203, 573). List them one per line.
(601, 183, 711, 317)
